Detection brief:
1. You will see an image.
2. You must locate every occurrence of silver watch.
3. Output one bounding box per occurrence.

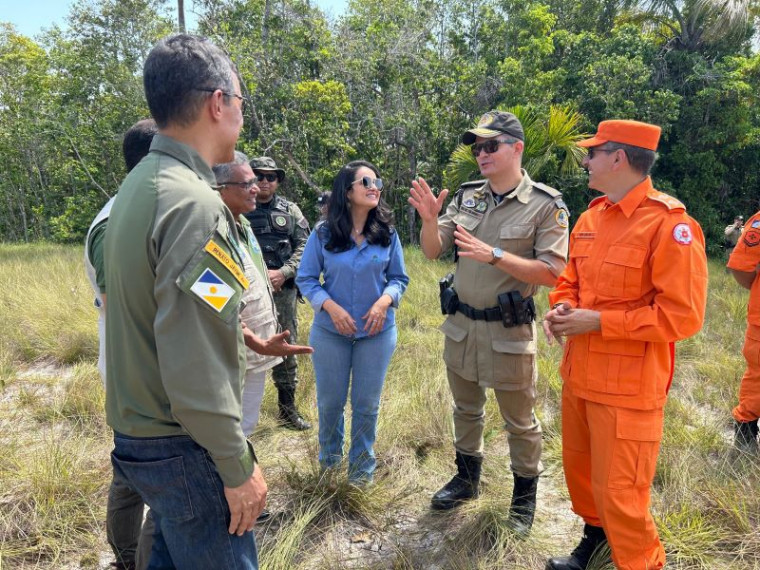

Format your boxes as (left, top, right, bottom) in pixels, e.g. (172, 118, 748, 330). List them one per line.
(488, 247, 504, 265)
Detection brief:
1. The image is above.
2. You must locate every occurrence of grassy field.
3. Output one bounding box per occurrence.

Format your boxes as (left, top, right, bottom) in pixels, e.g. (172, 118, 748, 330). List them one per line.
(0, 242, 758, 569)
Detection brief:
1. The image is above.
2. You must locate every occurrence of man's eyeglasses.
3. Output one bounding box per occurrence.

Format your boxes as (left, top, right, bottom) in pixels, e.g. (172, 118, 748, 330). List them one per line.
(586, 147, 616, 159)
(254, 172, 279, 183)
(220, 180, 258, 191)
(350, 176, 384, 191)
(194, 87, 246, 110)
(470, 139, 516, 157)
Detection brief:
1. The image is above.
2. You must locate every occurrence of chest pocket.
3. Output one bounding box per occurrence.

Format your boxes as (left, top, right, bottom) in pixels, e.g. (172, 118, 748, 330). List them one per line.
(500, 224, 534, 257)
(453, 210, 483, 232)
(269, 211, 293, 235)
(596, 244, 648, 299)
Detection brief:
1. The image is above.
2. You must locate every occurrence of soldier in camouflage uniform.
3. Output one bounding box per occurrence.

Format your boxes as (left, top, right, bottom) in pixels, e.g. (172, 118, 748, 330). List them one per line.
(246, 156, 312, 430)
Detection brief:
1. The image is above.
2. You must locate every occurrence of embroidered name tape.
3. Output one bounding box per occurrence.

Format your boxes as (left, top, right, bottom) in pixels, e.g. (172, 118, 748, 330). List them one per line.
(190, 268, 235, 312)
(204, 240, 249, 289)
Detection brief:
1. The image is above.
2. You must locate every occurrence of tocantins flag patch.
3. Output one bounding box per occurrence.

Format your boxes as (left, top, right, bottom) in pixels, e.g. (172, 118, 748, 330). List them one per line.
(190, 268, 235, 312)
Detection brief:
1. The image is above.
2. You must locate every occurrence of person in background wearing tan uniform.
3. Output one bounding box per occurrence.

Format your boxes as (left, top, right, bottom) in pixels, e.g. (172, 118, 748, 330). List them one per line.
(409, 110, 569, 534)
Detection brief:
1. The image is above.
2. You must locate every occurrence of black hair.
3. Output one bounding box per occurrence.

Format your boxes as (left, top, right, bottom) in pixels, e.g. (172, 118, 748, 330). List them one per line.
(143, 34, 236, 129)
(320, 160, 394, 252)
(122, 119, 158, 172)
(604, 142, 657, 175)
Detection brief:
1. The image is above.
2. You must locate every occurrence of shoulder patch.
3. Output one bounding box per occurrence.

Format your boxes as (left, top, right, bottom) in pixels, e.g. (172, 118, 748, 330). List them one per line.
(532, 182, 561, 198)
(190, 268, 236, 312)
(744, 229, 760, 247)
(648, 191, 685, 211)
(555, 209, 569, 228)
(672, 223, 693, 245)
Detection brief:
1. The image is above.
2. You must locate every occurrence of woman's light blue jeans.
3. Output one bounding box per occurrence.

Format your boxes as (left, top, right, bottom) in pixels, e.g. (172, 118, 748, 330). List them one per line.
(310, 324, 397, 482)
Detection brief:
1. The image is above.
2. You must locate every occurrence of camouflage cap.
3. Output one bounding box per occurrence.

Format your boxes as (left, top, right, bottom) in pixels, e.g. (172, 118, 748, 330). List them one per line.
(462, 110, 525, 145)
(249, 156, 285, 182)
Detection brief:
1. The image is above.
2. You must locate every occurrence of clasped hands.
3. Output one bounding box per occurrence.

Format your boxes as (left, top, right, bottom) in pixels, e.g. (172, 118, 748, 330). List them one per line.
(542, 302, 602, 346)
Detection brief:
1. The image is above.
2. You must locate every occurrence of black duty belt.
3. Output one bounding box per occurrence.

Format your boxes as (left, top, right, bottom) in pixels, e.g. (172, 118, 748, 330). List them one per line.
(457, 302, 503, 322)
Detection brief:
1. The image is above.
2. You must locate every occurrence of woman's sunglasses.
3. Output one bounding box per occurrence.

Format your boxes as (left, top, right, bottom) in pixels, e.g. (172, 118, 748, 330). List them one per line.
(470, 139, 516, 157)
(350, 176, 384, 191)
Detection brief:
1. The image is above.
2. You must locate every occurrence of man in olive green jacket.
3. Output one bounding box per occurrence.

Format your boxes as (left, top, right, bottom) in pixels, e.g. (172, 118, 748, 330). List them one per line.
(104, 34, 309, 569)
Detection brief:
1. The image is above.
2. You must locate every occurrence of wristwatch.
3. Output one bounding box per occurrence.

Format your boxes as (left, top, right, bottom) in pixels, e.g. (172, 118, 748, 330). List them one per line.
(488, 247, 504, 265)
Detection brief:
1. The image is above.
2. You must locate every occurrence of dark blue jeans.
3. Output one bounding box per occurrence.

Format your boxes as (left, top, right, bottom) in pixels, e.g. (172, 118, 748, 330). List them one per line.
(111, 434, 258, 570)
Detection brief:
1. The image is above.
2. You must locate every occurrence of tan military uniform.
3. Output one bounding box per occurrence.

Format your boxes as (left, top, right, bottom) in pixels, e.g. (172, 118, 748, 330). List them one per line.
(436, 169, 568, 476)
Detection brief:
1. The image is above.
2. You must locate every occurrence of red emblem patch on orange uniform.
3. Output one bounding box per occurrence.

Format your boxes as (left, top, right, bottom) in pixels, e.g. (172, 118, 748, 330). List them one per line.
(744, 229, 760, 247)
(672, 223, 693, 245)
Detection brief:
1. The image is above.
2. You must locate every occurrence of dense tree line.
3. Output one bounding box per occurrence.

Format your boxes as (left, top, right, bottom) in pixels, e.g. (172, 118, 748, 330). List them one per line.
(1, 0, 758, 251)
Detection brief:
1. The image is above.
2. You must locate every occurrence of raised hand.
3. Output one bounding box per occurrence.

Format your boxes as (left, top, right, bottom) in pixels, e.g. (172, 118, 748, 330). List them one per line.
(409, 177, 449, 223)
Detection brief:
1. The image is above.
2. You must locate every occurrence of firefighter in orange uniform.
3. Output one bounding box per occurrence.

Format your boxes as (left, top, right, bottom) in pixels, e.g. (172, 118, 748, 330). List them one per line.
(727, 209, 760, 452)
(542, 120, 708, 570)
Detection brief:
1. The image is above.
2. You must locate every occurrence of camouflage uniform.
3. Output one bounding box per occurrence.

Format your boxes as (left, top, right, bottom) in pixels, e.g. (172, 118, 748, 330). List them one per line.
(246, 195, 309, 390)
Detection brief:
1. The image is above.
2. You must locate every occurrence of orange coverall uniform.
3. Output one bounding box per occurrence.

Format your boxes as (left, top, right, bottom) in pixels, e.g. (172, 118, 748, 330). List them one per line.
(728, 210, 760, 423)
(548, 177, 708, 570)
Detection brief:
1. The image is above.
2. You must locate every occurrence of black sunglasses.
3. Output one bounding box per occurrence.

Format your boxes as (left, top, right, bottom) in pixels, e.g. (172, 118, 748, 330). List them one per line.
(254, 172, 278, 183)
(350, 176, 384, 191)
(220, 180, 257, 190)
(586, 147, 617, 159)
(470, 139, 516, 157)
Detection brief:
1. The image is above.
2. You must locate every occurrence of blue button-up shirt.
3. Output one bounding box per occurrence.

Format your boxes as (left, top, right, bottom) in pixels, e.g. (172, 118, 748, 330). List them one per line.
(296, 225, 410, 339)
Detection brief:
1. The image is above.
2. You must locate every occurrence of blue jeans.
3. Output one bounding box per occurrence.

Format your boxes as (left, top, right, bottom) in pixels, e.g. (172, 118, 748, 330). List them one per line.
(310, 325, 397, 482)
(111, 434, 258, 570)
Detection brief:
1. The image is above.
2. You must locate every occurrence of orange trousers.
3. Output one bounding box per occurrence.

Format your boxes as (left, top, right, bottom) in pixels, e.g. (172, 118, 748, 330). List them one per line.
(562, 388, 666, 570)
(732, 324, 760, 423)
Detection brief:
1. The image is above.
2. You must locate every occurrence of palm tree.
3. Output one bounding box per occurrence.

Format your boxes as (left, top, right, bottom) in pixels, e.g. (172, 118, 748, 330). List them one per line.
(637, 0, 752, 52)
(443, 105, 588, 190)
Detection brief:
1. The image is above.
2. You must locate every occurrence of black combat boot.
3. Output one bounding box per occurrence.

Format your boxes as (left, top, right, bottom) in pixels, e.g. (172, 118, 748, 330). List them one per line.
(431, 452, 482, 510)
(734, 419, 759, 452)
(277, 385, 311, 431)
(545, 524, 611, 570)
(507, 474, 538, 535)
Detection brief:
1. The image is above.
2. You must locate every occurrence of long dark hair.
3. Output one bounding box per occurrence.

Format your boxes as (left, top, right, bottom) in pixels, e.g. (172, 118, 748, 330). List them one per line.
(320, 160, 394, 252)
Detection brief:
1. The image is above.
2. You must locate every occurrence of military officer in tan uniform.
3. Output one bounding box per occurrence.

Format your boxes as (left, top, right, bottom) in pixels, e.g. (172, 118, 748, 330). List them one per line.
(409, 110, 569, 534)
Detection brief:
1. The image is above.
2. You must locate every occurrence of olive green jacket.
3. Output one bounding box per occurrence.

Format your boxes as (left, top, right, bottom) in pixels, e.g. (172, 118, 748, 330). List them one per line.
(104, 134, 255, 487)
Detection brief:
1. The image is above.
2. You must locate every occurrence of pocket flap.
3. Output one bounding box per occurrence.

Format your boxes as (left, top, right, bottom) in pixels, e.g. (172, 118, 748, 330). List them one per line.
(604, 244, 647, 268)
(440, 319, 467, 342)
(588, 335, 646, 356)
(453, 212, 481, 231)
(570, 239, 593, 258)
(616, 407, 664, 441)
(492, 339, 537, 355)
(500, 224, 534, 239)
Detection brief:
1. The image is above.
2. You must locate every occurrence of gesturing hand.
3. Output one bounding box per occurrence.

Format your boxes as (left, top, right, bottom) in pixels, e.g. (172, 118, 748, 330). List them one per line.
(454, 225, 495, 264)
(268, 269, 285, 292)
(408, 177, 449, 223)
(241, 324, 314, 356)
(362, 294, 392, 336)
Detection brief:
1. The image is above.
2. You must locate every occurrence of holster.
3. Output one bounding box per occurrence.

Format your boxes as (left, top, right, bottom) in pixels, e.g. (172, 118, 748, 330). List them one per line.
(438, 273, 459, 315)
(497, 291, 536, 327)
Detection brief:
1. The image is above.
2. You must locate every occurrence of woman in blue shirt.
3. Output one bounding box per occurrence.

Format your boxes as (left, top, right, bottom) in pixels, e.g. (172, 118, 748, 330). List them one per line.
(297, 160, 409, 484)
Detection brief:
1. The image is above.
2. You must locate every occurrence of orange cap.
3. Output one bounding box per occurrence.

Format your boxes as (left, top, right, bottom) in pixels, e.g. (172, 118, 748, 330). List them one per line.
(577, 120, 661, 151)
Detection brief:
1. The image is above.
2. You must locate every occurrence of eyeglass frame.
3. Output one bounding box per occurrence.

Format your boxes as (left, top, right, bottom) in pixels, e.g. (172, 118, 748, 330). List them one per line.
(193, 87, 246, 111)
(470, 138, 518, 157)
(586, 146, 618, 160)
(349, 175, 384, 191)
(219, 180, 258, 191)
